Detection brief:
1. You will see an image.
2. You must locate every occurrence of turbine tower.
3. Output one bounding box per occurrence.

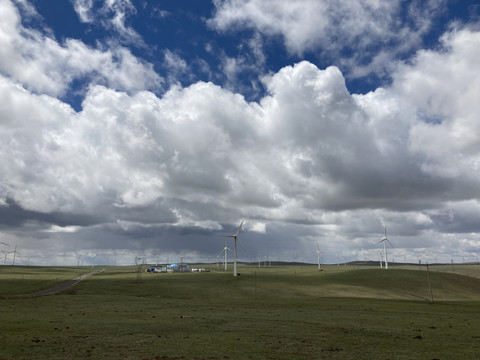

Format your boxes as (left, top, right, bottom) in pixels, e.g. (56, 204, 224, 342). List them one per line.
(223, 220, 244, 277)
(379, 226, 392, 269)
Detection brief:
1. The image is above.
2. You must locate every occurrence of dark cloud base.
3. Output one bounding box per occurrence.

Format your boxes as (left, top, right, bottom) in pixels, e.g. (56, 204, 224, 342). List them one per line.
(0, 198, 103, 229)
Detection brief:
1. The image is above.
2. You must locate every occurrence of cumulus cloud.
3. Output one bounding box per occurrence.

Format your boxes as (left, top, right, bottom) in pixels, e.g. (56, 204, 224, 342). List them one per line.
(397, 29, 480, 184)
(2, 0, 480, 264)
(3, 26, 480, 223)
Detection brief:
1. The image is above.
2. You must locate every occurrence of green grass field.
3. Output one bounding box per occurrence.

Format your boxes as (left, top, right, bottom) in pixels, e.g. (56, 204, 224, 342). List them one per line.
(1, 264, 480, 359)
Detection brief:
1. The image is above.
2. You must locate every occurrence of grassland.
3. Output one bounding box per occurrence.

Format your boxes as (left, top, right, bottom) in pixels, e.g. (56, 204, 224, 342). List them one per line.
(1, 264, 480, 359)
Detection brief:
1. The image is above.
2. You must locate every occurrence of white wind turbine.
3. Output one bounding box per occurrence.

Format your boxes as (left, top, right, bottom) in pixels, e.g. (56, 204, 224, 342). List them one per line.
(316, 244, 323, 271)
(377, 250, 384, 269)
(223, 220, 244, 277)
(220, 241, 231, 271)
(90, 251, 96, 268)
(379, 226, 393, 269)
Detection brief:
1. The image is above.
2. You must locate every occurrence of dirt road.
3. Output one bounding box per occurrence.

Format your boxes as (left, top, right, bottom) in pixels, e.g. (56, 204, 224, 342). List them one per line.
(8, 269, 105, 298)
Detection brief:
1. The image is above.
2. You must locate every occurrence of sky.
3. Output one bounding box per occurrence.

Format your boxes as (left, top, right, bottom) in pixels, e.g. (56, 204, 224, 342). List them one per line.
(1, 0, 480, 267)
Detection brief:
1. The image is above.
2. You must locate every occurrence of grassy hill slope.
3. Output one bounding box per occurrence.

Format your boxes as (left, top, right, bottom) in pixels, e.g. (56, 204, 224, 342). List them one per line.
(3, 265, 480, 301)
(2, 265, 480, 359)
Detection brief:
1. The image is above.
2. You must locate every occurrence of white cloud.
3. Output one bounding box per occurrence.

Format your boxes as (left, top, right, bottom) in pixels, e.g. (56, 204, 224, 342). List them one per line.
(11, 0, 39, 19)
(0, 0, 161, 98)
(397, 28, 480, 185)
(163, 50, 189, 85)
(72, 0, 143, 44)
(210, 0, 334, 55)
(45, 225, 81, 233)
(248, 221, 266, 233)
(3, 27, 480, 222)
(72, 0, 94, 22)
(213, 31, 267, 95)
(210, 0, 447, 78)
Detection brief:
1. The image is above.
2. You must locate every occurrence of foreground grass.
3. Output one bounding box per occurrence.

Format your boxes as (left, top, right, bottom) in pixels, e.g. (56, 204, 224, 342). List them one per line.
(1, 265, 480, 359)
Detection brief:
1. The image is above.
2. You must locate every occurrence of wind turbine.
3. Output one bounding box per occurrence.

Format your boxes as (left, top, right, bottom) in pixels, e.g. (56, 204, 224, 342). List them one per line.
(377, 250, 383, 269)
(316, 244, 323, 271)
(379, 226, 393, 269)
(90, 251, 96, 268)
(1, 242, 9, 265)
(223, 220, 244, 277)
(1, 250, 8, 265)
(219, 241, 231, 271)
(9, 245, 21, 266)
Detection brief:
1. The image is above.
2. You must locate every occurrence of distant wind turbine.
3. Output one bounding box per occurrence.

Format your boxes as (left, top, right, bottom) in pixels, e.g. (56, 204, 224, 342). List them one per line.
(9, 245, 21, 266)
(90, 251, 96, 268)
(316, 244, 323, 271)
(379, 226, 393, 269)
(223, 220, 244, 277)
(1, 250, 8, 265)
(378, 250, 383, 269)
(219, 241, 231, 271)
(0, 242, 8, 265)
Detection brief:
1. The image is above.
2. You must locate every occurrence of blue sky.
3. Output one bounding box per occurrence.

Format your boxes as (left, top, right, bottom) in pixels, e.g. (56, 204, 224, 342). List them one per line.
(1, 0, 480, 266)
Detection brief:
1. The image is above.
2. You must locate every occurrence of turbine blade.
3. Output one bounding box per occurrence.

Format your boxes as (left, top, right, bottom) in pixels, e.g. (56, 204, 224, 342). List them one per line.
(237, 237, 245, 249)
(235, 219, 245, 236)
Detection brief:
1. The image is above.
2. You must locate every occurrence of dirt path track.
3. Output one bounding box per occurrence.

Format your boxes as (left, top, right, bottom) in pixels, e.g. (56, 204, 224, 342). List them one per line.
(7, 269, 105, 298)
